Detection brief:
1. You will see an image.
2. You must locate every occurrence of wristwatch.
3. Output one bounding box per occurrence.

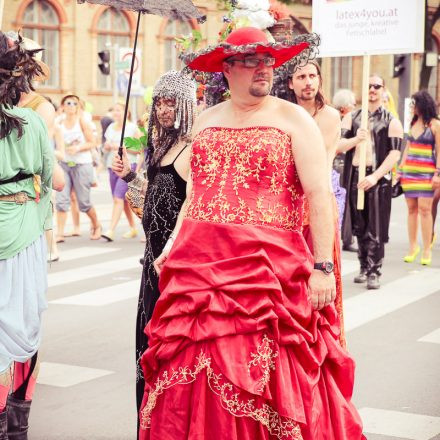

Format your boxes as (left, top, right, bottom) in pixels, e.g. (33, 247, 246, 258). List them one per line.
(314, 261, 334, 275)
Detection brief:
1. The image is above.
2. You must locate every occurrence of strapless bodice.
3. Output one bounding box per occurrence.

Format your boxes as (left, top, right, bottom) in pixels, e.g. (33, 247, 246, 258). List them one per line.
(186, 126, 305, 232)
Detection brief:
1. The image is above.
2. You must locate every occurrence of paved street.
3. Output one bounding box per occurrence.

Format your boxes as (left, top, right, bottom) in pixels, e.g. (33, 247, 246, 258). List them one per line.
(30, 175, 440, 440)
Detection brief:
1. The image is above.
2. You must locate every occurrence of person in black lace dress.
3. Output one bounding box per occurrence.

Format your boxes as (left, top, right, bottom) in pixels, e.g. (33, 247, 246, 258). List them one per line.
(112, 70, 197, 436)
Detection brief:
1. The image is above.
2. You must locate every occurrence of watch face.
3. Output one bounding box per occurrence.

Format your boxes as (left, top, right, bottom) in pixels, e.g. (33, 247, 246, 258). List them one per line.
(324, 261, 334, 273)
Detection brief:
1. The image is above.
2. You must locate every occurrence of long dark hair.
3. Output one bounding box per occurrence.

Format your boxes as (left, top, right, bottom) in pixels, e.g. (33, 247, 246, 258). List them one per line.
(271, 60, 325, 113)
(0, 32, 42, 139)
(411, 89, 439, 127)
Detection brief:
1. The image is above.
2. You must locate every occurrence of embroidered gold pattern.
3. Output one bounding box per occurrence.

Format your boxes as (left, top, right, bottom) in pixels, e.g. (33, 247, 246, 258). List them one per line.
(140, 350, 303, 440)
(186, 127, 305, 232)
(247, 335, 279, 393)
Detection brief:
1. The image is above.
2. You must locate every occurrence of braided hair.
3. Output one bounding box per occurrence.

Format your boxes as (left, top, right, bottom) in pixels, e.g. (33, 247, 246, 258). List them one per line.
(0, 31, 43, 139)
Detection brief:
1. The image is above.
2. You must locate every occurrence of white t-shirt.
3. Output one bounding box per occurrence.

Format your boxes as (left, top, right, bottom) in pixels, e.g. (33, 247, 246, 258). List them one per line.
(60, 120, 92, 165)
(104, 121, 138, 168)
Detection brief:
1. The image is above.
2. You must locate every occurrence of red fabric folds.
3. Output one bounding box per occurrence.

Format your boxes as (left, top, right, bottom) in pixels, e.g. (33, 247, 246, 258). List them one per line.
(139, 219, 365, 440)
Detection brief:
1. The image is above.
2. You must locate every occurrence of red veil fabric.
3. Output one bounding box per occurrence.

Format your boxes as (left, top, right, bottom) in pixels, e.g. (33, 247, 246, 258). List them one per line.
(139, 127, 364, 440)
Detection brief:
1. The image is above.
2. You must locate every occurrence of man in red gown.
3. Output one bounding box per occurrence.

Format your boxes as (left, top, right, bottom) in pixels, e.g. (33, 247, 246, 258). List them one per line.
(137, 27, 365, 439)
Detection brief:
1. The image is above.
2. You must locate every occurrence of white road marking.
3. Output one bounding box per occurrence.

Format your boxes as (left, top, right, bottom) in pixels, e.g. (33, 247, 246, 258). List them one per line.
(359, 407, 440, 440)
(50, 280, 139, 306)
(37, 362, 114, 388)
(48, 256, 140, 288)
(48, 246, 120, 263)
(344, 269, 440, 332)
(418, 328, 440, 345)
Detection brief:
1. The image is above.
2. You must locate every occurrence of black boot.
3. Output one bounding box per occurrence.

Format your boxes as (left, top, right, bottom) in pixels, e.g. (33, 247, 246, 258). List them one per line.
(367, 273, 380, 290)
(0, 410, 7, 440)
(7, 395, 31, 439)
(353, 268, 367, 283)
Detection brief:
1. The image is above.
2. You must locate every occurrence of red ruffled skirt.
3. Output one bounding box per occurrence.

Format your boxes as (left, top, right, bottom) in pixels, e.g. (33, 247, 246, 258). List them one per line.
(139, 219, 365, 440)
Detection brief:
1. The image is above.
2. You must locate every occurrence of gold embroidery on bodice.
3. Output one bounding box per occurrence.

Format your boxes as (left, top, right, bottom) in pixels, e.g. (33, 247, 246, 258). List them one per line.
(186, 127, 305, 232)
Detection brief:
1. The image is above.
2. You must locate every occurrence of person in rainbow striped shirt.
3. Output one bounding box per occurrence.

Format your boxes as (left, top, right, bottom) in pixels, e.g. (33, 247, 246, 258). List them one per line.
(399, 90, 440, 266)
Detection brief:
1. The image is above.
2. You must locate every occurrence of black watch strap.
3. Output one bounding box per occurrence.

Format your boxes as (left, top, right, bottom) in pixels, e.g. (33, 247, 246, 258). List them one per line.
(314, 261, 334, 274)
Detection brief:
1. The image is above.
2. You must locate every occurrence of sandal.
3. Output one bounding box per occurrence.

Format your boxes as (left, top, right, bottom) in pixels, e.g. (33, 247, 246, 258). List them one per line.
(90, 224, 102, 240)
(55, 236, 65, 243)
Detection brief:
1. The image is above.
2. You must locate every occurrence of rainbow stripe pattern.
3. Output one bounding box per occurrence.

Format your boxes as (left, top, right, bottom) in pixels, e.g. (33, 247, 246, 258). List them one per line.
(401, 129, 436, 198)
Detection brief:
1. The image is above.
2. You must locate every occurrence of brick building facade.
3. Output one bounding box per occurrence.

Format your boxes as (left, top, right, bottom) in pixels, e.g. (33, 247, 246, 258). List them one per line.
(2, 0, 439, 118)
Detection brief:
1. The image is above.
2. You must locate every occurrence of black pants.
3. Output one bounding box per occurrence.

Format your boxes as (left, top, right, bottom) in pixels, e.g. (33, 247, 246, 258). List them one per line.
(349, 167, 385, 276)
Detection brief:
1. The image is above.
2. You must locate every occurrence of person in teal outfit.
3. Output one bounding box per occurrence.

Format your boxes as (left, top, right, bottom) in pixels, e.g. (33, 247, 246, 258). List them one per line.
(0, 32, 53, 438)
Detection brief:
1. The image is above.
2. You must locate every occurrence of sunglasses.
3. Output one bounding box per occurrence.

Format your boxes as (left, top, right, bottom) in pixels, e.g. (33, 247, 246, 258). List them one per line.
(64, 101, 78, 106)
(369, 84, 383, 90)
(228, 56, 276, 68)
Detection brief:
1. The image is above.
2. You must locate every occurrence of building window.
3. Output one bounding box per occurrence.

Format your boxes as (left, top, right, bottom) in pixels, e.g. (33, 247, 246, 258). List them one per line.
(163, 20, 192, 71)
(331, 57, 353, 97)
(97, 7, 131, 90)
(22, 0, 60, 88)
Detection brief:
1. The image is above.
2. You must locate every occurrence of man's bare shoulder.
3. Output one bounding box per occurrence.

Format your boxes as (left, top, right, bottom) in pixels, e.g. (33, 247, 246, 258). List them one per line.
(193, 101, 229, 136)
(276, 97, 313, 127)
(320, 104, 340, 122)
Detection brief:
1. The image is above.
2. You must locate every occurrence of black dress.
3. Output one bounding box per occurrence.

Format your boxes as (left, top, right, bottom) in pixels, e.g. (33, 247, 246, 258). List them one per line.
(135, 146, 187, 422)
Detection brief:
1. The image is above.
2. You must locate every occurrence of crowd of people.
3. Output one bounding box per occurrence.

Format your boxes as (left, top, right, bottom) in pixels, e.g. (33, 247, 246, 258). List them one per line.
(1, 19, 440, 440)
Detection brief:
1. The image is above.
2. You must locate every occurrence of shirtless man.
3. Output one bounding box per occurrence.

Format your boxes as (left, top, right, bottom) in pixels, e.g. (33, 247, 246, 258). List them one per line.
(288, 61, 341, 179)
(338, 74, 403, 289)
(288, 60, 346, 345)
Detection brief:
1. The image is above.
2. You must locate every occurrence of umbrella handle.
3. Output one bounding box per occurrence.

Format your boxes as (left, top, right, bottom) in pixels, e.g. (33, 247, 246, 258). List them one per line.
(119, 10, 141, 159)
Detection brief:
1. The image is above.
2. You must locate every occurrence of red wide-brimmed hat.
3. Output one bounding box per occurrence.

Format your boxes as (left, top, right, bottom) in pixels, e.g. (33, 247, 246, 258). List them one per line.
(182, 27, 320, 73)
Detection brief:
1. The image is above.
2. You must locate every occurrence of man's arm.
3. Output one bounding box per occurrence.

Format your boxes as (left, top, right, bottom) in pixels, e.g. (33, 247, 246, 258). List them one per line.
(337, 112, 368, 153)
(357, 118, 403, 191)
(289, 105, 336, 310)
(320, 106, 341, 170)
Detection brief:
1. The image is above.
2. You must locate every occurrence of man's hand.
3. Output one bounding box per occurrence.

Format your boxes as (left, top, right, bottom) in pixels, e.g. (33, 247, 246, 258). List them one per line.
(357, 174, 378, 191)
(111, 146, 131, 178)
(308, 270, 336, 310)
(153, 249, 170, 275)
(355, 128, 368, 143)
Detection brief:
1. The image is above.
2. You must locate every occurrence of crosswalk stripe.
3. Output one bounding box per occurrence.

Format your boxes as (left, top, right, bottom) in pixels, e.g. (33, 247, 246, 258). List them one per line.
(418, 328, 440, 345)
(344, 268, 440, 332)
(37, 362, 114, 388)
(359, 407, 440, 440)
(48, 256, 140, 288)
(49, 246, 120, 263)
(50, 280, 139, 306)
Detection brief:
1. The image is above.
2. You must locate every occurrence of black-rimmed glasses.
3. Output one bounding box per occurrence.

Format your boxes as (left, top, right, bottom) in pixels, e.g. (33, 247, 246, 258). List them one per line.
(228, 56, 276, 68)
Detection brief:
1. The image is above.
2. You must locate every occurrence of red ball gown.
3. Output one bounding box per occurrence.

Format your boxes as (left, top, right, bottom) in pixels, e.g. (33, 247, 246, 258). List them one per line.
(139, 126, 365, 440)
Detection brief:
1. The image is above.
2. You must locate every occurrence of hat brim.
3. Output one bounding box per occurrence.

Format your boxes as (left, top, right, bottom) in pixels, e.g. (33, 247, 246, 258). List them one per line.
(188, 42, 310, 72)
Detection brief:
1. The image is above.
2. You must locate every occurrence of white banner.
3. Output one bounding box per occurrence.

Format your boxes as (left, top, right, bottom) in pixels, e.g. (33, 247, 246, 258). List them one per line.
(312, 0, 425, 57)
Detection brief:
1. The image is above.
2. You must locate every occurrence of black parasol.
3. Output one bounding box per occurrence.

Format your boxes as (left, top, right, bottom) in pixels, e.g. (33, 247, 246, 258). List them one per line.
(77, 0, 205, 156)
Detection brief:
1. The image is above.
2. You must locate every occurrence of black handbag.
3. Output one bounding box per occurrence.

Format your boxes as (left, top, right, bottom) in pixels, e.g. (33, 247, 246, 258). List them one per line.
(392, 180, 403, 198)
